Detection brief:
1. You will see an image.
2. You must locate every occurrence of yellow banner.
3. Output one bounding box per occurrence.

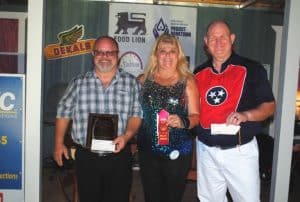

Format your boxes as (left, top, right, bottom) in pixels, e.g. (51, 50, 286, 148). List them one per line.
(44, 39, 95, 60)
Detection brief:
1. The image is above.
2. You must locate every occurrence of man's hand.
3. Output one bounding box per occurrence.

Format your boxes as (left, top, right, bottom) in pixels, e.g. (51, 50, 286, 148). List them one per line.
(112, 135, 129, 153)
(53, 143, 69, 166)
(112, 116, 141, 153)
(53, 118, 71, 166)
(226, 111, 247, 125)
(226, 101, 275, 125)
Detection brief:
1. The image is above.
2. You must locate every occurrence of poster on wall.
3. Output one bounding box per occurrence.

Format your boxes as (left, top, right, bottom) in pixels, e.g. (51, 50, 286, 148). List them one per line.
(44, 24, 95, 60)
(109, 3, 197, 76)
(0, 74, 25, 201)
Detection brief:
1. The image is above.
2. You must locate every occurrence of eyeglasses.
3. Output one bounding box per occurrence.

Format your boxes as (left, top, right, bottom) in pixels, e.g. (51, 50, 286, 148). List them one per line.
(93, 50, 118, 57)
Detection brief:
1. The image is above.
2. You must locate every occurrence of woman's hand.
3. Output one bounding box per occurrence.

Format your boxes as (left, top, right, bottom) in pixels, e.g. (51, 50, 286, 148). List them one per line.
(168, 114, 185, 128)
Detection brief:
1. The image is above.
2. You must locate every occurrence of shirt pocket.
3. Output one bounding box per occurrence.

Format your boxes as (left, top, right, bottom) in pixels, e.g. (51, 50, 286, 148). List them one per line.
(114, 88, 131, 114)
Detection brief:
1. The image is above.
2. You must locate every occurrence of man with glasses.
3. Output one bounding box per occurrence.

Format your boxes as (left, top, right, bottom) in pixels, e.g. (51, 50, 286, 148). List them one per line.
(53, 35, 142, 202)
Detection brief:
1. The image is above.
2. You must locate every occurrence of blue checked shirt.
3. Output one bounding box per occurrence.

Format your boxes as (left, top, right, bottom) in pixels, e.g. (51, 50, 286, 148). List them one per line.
(56, 69, 142, 146)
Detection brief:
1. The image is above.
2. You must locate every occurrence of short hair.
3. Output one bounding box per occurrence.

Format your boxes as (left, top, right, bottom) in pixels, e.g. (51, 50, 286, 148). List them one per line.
(144, 33, 192, 80)
(206, 20, 232, 36)
(94, 35, 119, 51)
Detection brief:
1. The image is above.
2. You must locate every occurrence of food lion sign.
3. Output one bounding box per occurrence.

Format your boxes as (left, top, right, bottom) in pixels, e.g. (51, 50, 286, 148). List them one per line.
(0, 74, 25, 202)
(109, 3, 197, 77)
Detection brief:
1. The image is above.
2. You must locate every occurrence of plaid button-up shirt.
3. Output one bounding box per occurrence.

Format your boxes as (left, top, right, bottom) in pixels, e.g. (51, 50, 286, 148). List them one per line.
(56, 69, 142, 146)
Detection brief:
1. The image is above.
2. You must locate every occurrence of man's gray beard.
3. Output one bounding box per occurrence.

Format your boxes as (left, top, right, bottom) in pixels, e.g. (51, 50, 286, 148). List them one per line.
(95, 63, 114, 73)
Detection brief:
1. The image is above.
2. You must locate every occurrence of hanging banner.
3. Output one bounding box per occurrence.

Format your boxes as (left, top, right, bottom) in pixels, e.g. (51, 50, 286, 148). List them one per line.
(109, 3, 197, 76)
(0, 74, 25, 201)
(44, 24, 95, 60)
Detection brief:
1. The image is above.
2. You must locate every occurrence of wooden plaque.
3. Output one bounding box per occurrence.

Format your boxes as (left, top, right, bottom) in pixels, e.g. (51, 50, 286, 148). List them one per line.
(86, 113, 118, 152)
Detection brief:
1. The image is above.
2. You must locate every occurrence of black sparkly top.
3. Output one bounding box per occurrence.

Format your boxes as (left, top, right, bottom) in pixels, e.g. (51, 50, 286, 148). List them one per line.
(137, 78, 193, 158)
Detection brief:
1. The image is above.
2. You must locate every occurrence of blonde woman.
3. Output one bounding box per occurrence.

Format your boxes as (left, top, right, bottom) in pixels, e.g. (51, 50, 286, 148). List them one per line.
(137, 33, 199, 202)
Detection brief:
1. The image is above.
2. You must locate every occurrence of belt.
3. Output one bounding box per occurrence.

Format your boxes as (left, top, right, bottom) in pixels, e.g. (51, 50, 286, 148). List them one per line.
(214, 137, 253, 150)
(77, 144, 130, 157)
(96, 152, 114, 157)
(74, 145, 114, 157)
(215, 145, 239, 150)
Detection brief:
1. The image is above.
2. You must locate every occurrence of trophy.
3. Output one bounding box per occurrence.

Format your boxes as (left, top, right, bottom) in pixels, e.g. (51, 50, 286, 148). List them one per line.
(86, 113, 118, 153)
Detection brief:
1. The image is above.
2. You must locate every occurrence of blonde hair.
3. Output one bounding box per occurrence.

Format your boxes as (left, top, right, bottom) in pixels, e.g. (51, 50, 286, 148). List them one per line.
(144, 33, 192, 80)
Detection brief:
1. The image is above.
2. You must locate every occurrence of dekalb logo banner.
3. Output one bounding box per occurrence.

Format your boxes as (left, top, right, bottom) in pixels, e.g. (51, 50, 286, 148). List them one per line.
(44, 25, 95, 60)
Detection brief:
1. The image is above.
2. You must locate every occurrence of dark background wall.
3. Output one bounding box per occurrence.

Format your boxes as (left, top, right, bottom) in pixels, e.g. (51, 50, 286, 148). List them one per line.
(0, 0, 27, 12)
(195, 7, 283, 67)
(43, 1, 109, 115)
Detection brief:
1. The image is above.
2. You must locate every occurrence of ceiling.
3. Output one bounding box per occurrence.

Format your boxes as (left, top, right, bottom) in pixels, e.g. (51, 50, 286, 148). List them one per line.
(0, 0, 285, 12)
(157, 0, 285, 11)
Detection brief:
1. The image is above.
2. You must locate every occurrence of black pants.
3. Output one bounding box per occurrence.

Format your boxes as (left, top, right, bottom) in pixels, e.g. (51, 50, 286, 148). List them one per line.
(139, 150, 192, 202)
(75, 146, 132, 202)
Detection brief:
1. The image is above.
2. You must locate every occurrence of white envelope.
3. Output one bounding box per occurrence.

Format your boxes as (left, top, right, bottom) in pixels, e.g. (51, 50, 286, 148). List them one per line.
(211, 123, 240, 135)
(91, 139, 116, 152)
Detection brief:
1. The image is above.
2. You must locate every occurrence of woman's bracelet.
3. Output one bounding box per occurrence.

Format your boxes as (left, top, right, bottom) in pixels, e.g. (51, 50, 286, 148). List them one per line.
(180, 116, 190, 129)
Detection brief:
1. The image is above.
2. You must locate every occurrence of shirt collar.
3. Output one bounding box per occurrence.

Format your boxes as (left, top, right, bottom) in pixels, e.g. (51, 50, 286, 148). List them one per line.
(92, 68, 121, 85)
(209, 52, 237, 73)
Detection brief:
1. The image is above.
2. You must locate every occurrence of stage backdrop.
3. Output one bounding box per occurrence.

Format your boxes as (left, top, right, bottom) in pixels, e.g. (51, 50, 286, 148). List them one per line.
(109, 3, 197, 76)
